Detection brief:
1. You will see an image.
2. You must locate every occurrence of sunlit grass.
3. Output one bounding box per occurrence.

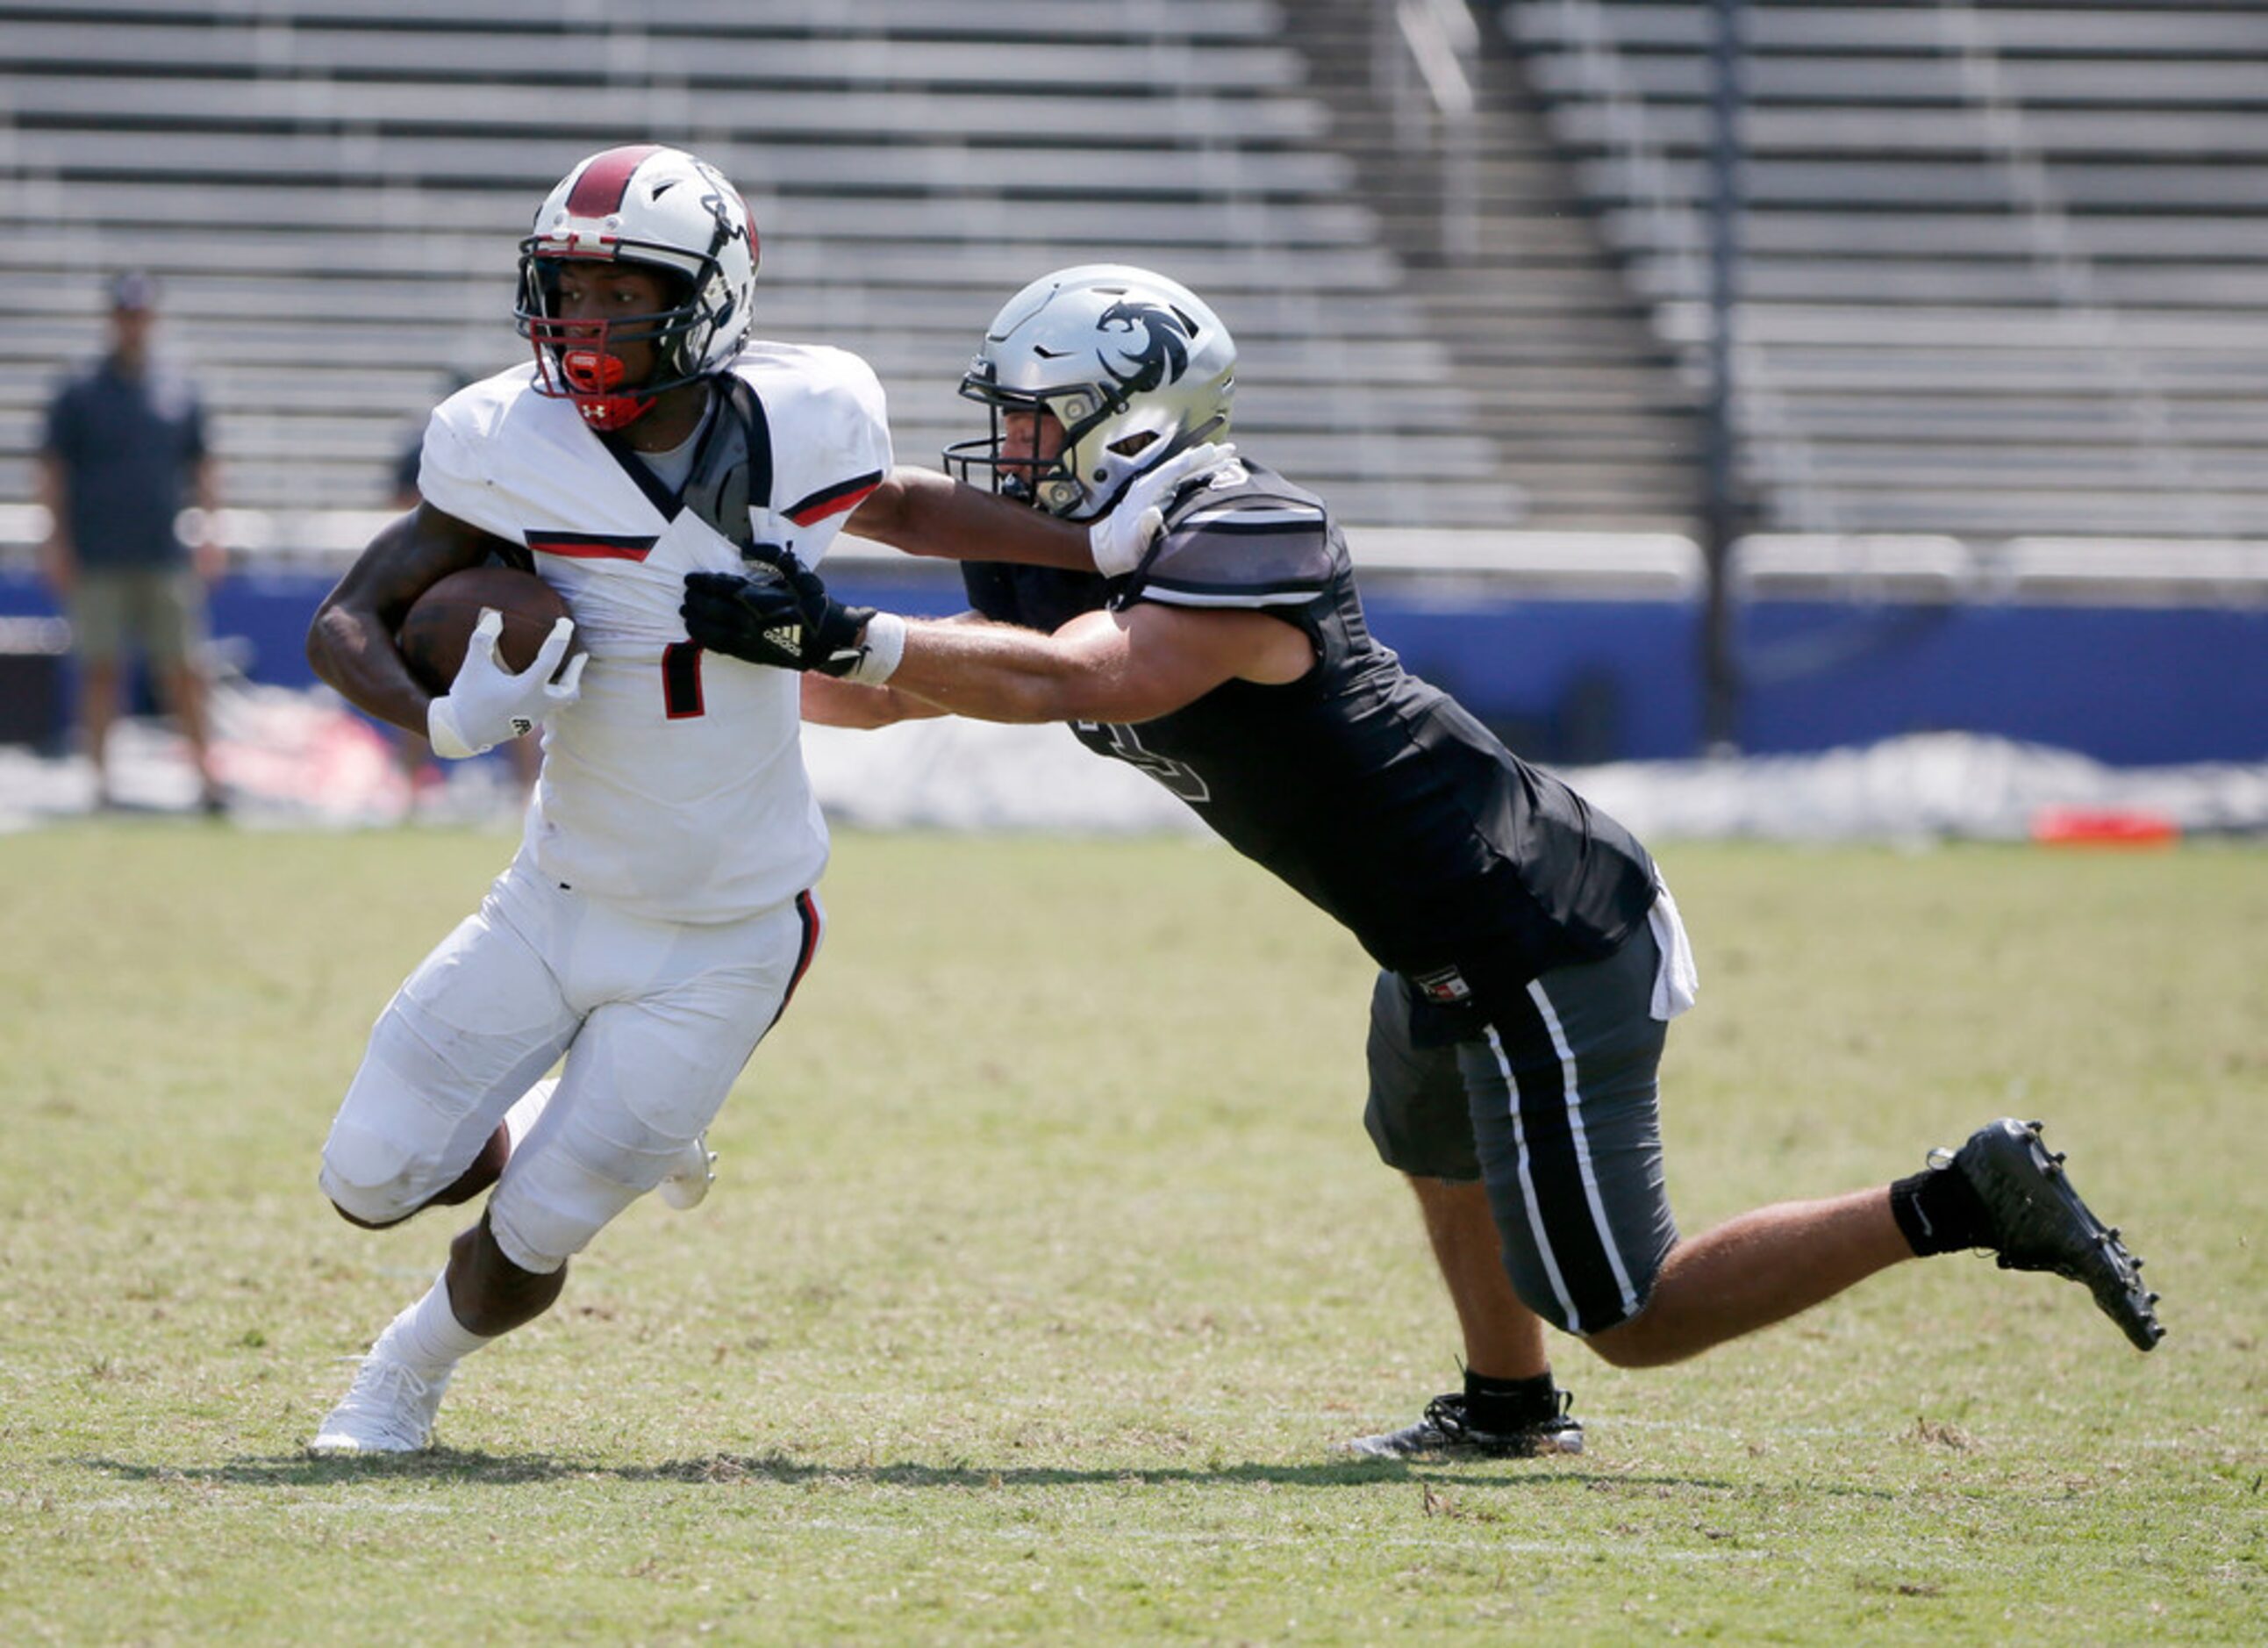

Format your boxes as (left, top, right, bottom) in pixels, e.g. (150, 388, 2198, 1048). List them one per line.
(0, 826, 2260, 1643)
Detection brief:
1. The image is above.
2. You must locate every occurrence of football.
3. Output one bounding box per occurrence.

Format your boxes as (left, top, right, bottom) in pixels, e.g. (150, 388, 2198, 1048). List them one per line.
(396, 565, 576, 694)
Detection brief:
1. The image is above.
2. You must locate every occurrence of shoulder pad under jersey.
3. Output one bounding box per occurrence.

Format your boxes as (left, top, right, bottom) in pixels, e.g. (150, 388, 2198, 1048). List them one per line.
(413, 365, 551, 541)
(727, 342, 893, 531)
(1129, 462, 1341, 610)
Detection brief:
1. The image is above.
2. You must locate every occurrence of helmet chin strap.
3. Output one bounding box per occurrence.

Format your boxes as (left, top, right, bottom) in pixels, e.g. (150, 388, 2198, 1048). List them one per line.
(561, 347, 655, 431)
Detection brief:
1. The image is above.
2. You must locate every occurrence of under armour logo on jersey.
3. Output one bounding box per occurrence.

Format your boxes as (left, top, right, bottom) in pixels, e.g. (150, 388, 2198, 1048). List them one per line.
(509, 715, 534, 737)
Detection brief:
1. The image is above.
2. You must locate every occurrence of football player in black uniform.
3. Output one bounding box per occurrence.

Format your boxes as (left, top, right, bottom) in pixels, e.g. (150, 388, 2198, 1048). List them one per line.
(685, 266, 2163, 1457)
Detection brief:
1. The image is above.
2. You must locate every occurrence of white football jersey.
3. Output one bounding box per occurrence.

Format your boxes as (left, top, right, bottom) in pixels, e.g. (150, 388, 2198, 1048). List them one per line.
(417, 342, 892, 923)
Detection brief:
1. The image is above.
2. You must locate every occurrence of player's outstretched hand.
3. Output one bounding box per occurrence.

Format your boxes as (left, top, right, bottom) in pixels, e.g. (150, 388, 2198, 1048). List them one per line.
(683, 549, 880, 678)
(427, 609, 585, 759)
(1090, 441, 1240, 577)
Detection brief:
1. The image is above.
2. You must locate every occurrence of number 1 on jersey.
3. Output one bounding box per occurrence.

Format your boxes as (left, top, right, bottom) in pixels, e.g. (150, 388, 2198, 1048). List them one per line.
(662, 642, 706, 719)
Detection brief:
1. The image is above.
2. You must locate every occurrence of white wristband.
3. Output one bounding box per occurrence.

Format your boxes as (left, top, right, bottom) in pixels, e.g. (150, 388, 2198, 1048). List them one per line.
(848, 611, 907, 685)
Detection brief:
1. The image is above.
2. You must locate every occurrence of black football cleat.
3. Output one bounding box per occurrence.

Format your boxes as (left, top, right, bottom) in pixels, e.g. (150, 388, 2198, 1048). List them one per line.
(1341, 1390, 1585, 1459)
(1945, 1117, 2164, 1351)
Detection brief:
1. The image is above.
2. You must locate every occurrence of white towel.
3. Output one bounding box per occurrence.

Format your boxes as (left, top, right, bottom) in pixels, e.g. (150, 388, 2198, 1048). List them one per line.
(1648, 880, 1700, 1022)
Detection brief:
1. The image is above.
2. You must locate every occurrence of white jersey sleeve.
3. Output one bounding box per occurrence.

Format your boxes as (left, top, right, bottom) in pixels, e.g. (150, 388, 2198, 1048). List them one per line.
(416, 369, 540, 541)
(731, 341, 893, 568)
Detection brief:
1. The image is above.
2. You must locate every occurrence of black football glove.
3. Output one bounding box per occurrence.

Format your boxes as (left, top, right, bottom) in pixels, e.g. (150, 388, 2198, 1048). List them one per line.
(681, 548, 876, 677)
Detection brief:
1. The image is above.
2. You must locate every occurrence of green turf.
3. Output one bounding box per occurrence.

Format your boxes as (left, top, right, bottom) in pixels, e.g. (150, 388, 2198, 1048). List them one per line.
(1, 825, 2260, 1644)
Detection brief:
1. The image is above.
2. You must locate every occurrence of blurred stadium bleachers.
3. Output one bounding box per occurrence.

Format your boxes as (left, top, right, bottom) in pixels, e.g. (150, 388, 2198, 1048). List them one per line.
(0, 0, 2261, 767)
(8, 1, 2268, 547)
(1507, 0, 2268, 541)
(0, 0, 1565, 533)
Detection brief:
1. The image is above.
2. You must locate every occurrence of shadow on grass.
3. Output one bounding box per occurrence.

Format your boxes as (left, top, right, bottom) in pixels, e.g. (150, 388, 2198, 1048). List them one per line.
(81, 1450, 1879, 1500)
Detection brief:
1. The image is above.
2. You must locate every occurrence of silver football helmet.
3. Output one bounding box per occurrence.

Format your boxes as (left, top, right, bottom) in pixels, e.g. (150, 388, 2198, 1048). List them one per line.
(514, 144, 759, 430)
(945, 264, 1234, 519)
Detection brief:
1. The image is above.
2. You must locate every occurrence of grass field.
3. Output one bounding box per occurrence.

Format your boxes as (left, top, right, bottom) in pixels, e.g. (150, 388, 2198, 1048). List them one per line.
(0, 824, 2261, 1644)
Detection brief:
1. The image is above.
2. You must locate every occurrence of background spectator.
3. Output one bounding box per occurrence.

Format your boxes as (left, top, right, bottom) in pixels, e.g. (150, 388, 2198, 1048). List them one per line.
(37, 270, 226, 813)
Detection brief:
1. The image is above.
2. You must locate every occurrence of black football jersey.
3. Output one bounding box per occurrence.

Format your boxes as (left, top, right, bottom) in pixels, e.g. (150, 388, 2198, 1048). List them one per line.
(960, 460, 1658, 979)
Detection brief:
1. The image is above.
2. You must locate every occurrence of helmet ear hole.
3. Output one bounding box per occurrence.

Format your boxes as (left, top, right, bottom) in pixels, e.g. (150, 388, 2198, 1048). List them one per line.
(1106, 430, 1160, 460)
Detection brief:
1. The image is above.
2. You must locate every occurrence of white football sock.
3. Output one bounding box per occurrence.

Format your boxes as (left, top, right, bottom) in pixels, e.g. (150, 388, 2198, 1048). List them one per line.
(373, 1271, 493, 1378)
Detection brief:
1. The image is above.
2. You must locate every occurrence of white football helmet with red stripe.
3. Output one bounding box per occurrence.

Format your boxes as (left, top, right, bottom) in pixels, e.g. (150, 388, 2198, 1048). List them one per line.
(515, 145, 759, 430)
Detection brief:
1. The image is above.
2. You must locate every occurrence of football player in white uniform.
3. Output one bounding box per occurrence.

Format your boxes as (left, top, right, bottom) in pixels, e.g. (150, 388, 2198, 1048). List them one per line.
(302, 146, 1107, 1453)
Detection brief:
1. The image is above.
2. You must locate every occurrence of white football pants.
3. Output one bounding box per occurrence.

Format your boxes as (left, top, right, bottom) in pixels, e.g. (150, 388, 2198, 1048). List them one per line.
(318, 850, 821, 1272)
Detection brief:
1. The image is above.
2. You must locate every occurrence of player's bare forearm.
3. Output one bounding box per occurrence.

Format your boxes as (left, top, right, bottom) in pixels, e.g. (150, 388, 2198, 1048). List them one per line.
(848, 467, 1096, 570)
(307, 504, 506, 734)
(799, 674, 947, 728)
(879, 622, 1089, 722)
(799, 612, 1001, 727)
(883, 609, 1225, 727)
(881, 604, 1302, 727)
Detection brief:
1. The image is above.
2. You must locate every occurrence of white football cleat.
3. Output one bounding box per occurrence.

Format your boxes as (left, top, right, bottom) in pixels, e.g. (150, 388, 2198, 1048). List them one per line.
(657, 1133, 717, 1211)
(309, 1353, 450, 1454)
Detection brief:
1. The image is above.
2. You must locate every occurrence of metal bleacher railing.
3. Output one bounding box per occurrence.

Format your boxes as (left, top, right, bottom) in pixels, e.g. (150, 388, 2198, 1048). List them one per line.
(1503, 0, 2268, 543)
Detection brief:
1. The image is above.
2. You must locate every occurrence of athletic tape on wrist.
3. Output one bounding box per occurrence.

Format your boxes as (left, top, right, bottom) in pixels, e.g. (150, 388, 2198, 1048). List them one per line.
(848, 611, 907, 685)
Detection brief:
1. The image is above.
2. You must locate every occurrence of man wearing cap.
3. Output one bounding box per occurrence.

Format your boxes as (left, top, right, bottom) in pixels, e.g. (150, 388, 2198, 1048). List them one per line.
(38, 271, 226, 813)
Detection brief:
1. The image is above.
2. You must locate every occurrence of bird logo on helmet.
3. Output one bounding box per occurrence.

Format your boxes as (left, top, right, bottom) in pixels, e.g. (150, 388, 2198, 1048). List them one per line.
(945, 265, 1235, 521)
(1095, 299, 1192, 398)
(514, 145, 761, 431)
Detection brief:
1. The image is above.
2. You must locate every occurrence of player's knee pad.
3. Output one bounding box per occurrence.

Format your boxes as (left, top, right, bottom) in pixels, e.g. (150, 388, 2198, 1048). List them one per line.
(1507, 1265, 1655, 1341)
(318, 1116, 433, 1228)
(1489, 1204, 1671, 1340)
(484, 1104, 682, 1275)
(483, 1146, 620, 1275)
(318, 1058, 504, 1229)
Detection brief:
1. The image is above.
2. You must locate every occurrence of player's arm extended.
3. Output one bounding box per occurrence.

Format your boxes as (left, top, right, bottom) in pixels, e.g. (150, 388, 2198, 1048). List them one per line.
(799, 675, 948, 728)
(798, 611, 996, 728)
(306, 503, 512, 735)
(884, 602, 1313, 726)
(847, 467, 1094, 570)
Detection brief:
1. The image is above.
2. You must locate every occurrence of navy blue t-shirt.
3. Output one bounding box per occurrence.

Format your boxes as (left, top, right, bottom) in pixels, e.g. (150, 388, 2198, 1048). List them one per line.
(42, 356, 209, 570)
